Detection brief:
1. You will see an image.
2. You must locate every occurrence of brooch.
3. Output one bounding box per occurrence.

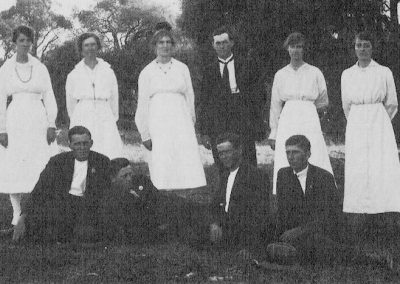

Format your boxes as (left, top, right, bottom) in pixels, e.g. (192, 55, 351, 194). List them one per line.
(138, 185, 144, 191)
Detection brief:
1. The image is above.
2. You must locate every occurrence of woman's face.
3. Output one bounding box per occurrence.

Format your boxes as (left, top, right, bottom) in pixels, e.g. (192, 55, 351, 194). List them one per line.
(355, 37, 372, 61)
(287, 42, 304, 61)
(155, 36, 173, 58)
(15, 33, 32, 55)
(81, 36, 99, 58)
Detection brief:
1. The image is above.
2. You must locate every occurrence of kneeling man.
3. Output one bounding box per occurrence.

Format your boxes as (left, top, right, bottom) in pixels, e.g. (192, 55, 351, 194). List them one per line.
(13, 126, 111, 243)
(209, 132, 271, 254)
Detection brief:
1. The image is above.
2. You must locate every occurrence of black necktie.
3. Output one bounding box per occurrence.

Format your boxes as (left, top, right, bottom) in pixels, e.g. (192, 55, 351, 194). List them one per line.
(219, 57, 234, 94)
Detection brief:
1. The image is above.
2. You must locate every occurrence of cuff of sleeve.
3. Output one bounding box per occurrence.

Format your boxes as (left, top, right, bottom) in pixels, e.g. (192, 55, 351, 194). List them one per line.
(268, 129, 277, 139)
(141, 132, 150, 142)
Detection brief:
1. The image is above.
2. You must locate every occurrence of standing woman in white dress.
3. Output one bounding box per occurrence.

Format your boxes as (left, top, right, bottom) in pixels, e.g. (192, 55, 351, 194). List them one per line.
(135, 29, 206, 190)
(268, 32, 333, 194)
(66, 33, 122, 159)
(341, 31, 400, 216)
(0, 26, 57, 227)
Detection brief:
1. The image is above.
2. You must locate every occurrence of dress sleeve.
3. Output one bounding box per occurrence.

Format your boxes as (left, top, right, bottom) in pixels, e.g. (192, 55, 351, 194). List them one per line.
(383, 68, 398, 120)
(0, 66, 7, 133)
(314, 69, 329, 109)
(109, 70, 119, 122)
(183, 65, 196, 124)
(65, 72, 78, 122)
(41, 65, 57, 128)
(135, 69, 151, 141)
(341, 70, 351, 119)
(269, 72, 284, 139)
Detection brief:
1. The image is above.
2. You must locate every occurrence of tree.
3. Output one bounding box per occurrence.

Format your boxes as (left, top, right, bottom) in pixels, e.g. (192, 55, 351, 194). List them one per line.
(75, 0, 164, 50)
(0, 0, 72, 57)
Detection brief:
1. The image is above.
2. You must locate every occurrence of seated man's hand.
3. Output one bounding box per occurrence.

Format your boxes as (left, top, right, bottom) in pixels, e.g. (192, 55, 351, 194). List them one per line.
(143, 139, 152, 151)
(279, 226, 306, 244)
(202, 135, 212, 150)
(209, 223, 222, 243)
(12, 215, 27, 242)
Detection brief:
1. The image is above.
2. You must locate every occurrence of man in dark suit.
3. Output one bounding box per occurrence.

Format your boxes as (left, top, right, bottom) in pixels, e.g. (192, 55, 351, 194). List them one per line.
(209, 132, 271, 256)
(13, 126, 110, 243)
(271, 135, 393, 267)
(199, 26, 264, 170)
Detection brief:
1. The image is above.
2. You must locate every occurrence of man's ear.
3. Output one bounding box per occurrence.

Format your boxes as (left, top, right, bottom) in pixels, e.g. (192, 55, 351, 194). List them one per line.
(89, 139, 94, 148)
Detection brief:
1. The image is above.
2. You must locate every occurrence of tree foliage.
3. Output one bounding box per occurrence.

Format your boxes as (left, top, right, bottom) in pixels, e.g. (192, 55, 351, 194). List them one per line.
(0, 0, 72, 58)
(75, 0, 164, 50)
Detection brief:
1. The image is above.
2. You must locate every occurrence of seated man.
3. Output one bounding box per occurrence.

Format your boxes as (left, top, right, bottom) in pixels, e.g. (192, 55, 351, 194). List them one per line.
(103, 158, 160, 243)
(209, 132, 271, 255)
(270, 135, 393, 267)
(103, 158, 208, 244)
(13, 126, 111, 243)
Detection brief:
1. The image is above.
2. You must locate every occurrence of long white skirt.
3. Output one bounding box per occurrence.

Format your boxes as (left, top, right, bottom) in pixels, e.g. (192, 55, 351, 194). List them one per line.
(343, 103, 400, 213)
(0, 96, 53, 193)
(273, 100, 333, 194)
(70, 100, 123, 159)
(147, 92, 206, 190)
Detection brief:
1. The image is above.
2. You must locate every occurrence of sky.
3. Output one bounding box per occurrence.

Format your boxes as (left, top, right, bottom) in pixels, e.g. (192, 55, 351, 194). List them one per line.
(0, 0, 182, 22)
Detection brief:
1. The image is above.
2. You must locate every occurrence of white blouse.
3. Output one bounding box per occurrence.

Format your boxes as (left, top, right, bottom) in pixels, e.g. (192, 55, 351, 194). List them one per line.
(269, 63, 328, 139)
(0, 53, 57, 133)
(341, 60, 397, 119)
(135, 58, 195, 141)
(66, 58, 119, 121)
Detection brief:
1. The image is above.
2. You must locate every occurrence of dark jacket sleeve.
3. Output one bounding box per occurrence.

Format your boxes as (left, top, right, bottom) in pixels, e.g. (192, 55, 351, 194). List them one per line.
(275, 168, 289, 239)
(22, 157, 58, 216)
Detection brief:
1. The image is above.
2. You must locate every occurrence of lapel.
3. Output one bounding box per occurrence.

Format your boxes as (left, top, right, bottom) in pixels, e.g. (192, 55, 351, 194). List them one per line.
(289, 168, 304, 197)
(62, 152, 75, 192)
(227, 165, 245, 210)
(85, 151, 95, 194)
(304, 164, 315, 197)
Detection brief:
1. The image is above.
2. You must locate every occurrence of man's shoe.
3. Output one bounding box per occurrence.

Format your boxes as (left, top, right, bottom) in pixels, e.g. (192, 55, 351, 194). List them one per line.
(266, 242, 298, 265)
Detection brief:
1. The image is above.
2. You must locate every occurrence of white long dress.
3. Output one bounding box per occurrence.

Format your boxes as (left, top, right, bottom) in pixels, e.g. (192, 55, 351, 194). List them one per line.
(341, 60, 400, 213)
(135, 58, 206, 190)
(0, 54, 57, 193)
(270, 63, 333, 194)
(66, 58, 123, 159)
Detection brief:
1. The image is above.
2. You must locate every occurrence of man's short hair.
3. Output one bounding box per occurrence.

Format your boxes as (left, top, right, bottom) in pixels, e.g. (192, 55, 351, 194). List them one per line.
(285, 135, 311, 152)
(110, 158, 131, 178)
(68, 126, 92, 141)
(77, 32, 102, 54)
(216, 132, 242, 149)
(212, 26, 234, 41)
(12, 25, 35, 43)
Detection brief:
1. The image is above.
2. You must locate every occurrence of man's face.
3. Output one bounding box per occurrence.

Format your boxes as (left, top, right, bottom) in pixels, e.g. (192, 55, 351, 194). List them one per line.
(113, 165, 134, 191)
(217, 141, 242, 171)
(69, 134, 93, 161)
(285, 145, 310, 173)
(212, 33, 234, 60)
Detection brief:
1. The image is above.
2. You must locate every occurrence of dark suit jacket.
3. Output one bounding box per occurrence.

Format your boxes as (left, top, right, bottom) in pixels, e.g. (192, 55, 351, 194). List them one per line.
(24, 151, 111, 230)
(210, 162, 271, 248)
(276, 164, 340, 238)
(199, 55, 264, 138)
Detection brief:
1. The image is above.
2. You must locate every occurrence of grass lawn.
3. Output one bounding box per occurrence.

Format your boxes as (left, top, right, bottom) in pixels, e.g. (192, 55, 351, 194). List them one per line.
(0, 130, 399, 283)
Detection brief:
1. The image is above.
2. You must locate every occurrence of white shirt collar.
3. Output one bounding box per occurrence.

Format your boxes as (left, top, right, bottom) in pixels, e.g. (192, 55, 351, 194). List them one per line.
(218, 53, 234, 64)
(294, 165, 308, 178)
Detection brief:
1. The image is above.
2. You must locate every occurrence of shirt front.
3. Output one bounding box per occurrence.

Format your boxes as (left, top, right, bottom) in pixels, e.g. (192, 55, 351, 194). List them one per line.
(225, 167, 240, 212)
(294, 165, 309, 194)
(218, 54, 239, 94)
(69, 159, 88, 197)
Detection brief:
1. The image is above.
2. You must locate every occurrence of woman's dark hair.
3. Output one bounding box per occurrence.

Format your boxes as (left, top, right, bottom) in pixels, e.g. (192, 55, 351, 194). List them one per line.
(283, 32, 306, 50)
(355, 31, 376, 49)
(68, 126, 92, 141)
(216, 132, 242, 149)
(110, 158, 131, 178)
(285, 135, 311, 152)
(12, 25, 34, 43)
(77, 33, 102, 54)
(151, 29, 175, 46)
(155, 22, 172, 32)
